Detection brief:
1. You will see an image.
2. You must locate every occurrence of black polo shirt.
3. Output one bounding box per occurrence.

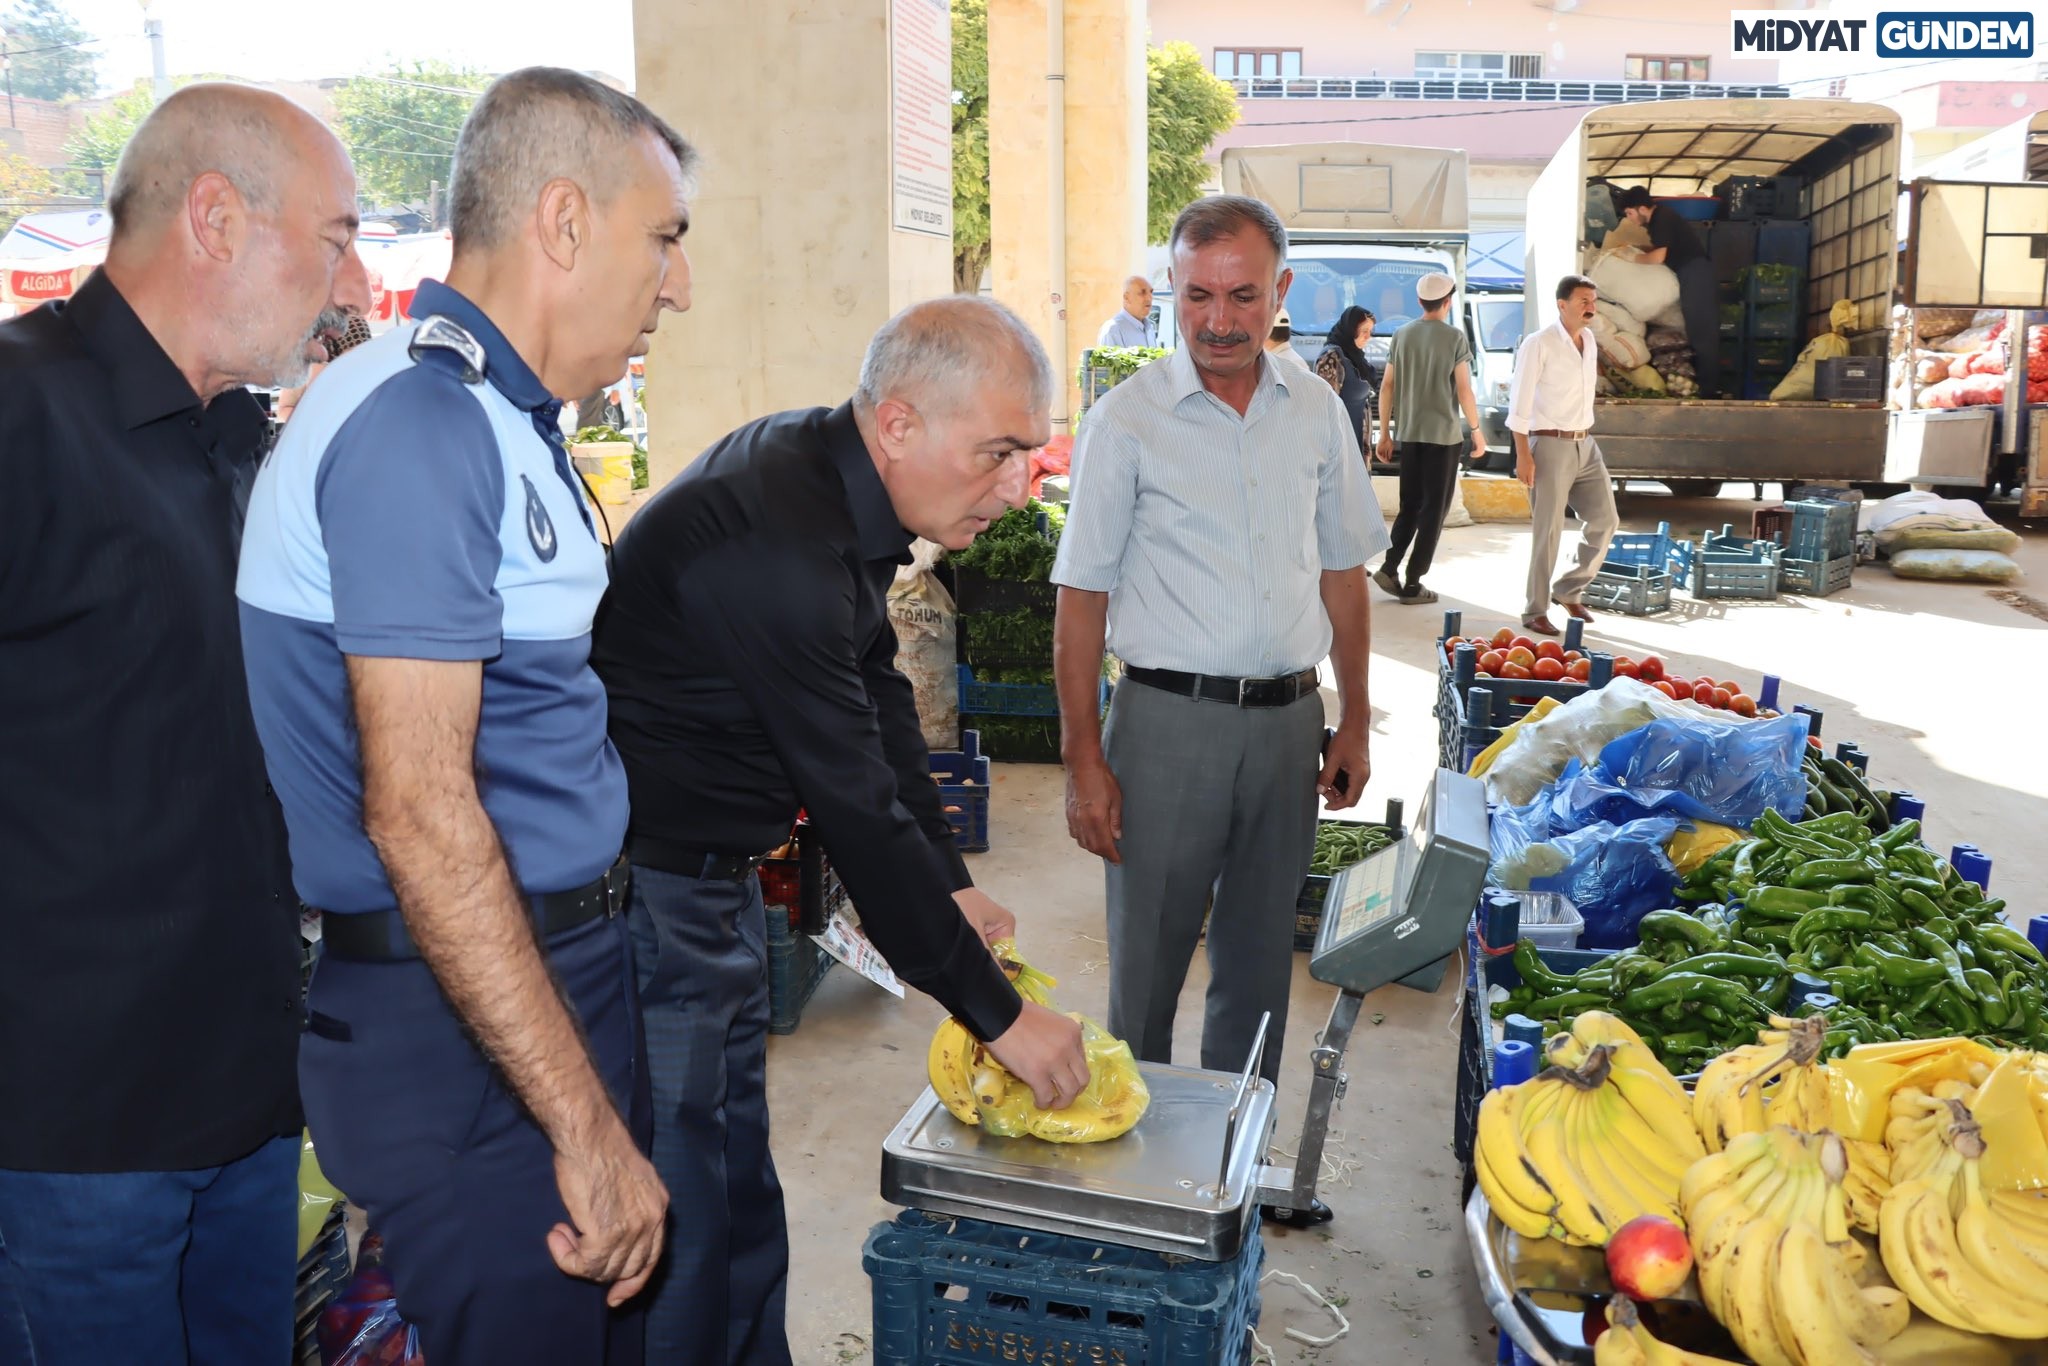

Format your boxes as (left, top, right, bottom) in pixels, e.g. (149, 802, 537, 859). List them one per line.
(591, 403, 1022, 1043)
(0, 271, 303, 1173)
(1648, 204, 1708, 270)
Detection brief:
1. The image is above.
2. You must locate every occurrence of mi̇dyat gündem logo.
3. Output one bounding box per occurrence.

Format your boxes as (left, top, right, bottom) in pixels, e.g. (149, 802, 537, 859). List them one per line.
(1731, 10, 2033, 57)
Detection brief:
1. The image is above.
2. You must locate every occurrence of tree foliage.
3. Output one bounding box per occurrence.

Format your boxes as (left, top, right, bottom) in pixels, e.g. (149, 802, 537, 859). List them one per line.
(332, 63, 488, 216)
(2, 0, 96, 102)
(1145, 41, 1239, 245)
(950, 0, 989, 293)
(948, 21, 1241, 284)
(64, 80, 154, 175)
(0, 150, 53, 235)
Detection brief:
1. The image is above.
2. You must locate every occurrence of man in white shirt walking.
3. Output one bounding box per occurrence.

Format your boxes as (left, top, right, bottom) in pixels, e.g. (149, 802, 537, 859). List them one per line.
(1052, 196, 1383, 1085)
(1096, 275, 1157, 349)
(1506, 274, 1616, 637)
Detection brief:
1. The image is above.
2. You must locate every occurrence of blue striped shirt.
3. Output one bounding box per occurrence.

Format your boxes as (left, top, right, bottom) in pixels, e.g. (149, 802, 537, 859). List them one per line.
(1053, 345, 1387, 677)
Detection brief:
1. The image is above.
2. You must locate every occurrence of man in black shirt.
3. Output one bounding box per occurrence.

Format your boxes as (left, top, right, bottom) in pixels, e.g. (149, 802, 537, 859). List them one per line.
(1617, 186, 1720, 398)
(0, 85, 368, 1364)
(591, 295, 1089, 1362)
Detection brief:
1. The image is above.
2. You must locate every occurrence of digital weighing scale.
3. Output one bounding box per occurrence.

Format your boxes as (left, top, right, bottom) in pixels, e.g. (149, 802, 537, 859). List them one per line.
(879, 768, 1491, 1260)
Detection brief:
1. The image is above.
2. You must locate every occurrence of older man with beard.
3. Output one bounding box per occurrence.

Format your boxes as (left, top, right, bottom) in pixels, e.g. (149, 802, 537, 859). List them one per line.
(0, 83, 369, 1365)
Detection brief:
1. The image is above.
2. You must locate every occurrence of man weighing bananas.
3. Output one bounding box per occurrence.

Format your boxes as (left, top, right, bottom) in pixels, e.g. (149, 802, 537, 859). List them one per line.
(588, 295, 1091, 1363)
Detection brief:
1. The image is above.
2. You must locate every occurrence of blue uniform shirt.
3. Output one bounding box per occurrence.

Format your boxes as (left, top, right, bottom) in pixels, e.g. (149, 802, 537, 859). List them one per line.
(236, 280, 627, 913)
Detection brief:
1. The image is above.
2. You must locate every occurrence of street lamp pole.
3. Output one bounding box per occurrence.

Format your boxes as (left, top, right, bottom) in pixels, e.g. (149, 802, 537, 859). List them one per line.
(139, 0, 168, 103)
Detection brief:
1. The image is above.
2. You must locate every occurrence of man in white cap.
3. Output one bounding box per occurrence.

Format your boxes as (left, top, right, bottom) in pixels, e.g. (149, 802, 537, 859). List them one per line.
(1263, 308, 1315, 377)
(1372, 271, 1484, 603)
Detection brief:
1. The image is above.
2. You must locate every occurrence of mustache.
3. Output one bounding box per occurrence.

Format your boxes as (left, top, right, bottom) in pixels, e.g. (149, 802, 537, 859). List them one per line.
(1196, 329, 1251, 346)
(309, 307, 354, 358)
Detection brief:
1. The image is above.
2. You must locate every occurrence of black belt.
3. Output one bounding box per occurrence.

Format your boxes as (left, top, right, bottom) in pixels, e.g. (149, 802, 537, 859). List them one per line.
(1122, 665, 1320, 708)
(626, 834, 773, 883)
(317, 856, 631, 963)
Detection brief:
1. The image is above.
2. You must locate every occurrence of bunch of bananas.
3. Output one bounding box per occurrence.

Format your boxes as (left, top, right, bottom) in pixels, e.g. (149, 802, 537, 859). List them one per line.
(925, 941, 1149, 1144)
(1879, 1081, 2048, 1339)
(1474, 1012, 1706, 1246)
(1594, 1296, 1741, 1366)
(1679, 1127, 1909, 1366)
(1692, 1015, 1891, 1232)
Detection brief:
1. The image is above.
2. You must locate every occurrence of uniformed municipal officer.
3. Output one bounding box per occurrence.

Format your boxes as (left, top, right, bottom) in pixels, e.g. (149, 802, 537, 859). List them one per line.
(590, 295, 1092, 1361)
(236, 68, 693, 1363)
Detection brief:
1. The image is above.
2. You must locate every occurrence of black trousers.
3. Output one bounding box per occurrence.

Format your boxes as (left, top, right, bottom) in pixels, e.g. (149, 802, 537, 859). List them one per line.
(1384, 440, 1463, 585)
(1677, 257, 1721, 398)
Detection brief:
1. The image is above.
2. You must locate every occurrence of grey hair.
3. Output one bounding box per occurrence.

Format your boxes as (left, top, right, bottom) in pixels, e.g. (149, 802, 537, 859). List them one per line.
(449, 67, 698, 251)
(107, 83, 290, 237)
(1168, 194, 1288, 276)
(854, 295, 1052, 417)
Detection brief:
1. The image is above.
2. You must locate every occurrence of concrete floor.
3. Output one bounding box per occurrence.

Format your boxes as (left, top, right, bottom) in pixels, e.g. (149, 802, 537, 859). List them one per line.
(770, 486, 2048, 1365)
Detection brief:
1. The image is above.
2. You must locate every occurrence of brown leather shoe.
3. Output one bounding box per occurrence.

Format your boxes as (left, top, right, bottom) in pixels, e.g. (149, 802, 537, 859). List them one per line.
(1522, 614, 1560, 637)
(1554, 599, 1595, 622)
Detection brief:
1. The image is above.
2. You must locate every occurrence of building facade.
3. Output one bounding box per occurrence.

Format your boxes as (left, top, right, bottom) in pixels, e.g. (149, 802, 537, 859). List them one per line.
(1148, 0, 1801, 241)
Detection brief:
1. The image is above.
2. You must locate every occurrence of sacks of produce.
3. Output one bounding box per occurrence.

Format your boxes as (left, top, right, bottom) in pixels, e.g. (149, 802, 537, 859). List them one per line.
(1591, 253, 1681, 327)
(1770, 300, 1858, 402)
(1888, 549, 2022, 583)
(1598, 325, 1650, 371)
(927, 940, 1149, 1143)
(1597, 299, 1644, 336)
(889, 540, 958, 751)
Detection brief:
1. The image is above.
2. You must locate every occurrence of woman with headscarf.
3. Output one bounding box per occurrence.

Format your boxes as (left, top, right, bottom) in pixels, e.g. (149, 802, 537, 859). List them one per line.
(1314, 305, 1377, 455)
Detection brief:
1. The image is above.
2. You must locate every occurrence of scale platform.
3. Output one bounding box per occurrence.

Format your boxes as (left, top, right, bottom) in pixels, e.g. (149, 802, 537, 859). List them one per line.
(879, 769, 1490, 1257)
(881, 1062, 1274, 1262)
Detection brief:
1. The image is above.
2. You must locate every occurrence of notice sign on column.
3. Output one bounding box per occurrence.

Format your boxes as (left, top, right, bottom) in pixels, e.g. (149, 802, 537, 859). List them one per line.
(890, 0, 954, 238)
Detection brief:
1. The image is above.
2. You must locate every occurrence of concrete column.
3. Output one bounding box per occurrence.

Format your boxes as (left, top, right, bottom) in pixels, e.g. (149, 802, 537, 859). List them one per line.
(632, 0, 954, 485)
(989, 0, 1146, 428)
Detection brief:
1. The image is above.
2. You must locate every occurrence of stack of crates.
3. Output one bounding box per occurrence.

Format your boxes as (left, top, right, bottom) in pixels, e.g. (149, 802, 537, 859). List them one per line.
(1589, 520, 1693, 615)
(1779, 498, 1857, 597)
(953, 510, 1061, 761)
(1733, 265, 1806, 399)
(759, 824, 838, 1035)
(928, 729, 992, 854)
(1689, 525, 1782, 600)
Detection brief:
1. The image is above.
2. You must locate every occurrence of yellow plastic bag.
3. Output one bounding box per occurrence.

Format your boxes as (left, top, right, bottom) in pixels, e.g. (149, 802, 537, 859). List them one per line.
(1665, 821, 1744, 875)
(927, 942, 1151, 1143)
(1467, 696, 1564, 780)
(298, 1131, 345, 1259)
(1769, 299, 1857, 401)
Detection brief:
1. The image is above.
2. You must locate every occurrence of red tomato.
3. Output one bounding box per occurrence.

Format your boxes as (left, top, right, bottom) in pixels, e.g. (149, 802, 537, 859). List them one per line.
(1653, 680, 1678, 699)
(1511, 635, 1538, 654)
(1501, 661, 1535, 679)
(1536, 640, 1566, 663)
(1506, 646, 1536, 669)
(1692, 682, 1716, 705)
(1444, 635, 1465, 656)
(1567, 658, 1592, 682)
(1664, 676, 1688, 696)
(1729, 693, 1758, 717)
(1533, 657, 1567, 682)
(1564, 650, 1585, 664)
(1614, 661, 1641, 680)
(1637, 655, 1664, 683)
(1711, 687, 1732, 710)
(1478, 650, 1506, 674)
(1491, 628, 1516, 648)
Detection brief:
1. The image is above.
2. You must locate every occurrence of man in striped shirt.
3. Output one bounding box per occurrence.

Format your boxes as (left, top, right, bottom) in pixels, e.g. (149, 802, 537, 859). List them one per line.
(1051, 196, 1385, 1084)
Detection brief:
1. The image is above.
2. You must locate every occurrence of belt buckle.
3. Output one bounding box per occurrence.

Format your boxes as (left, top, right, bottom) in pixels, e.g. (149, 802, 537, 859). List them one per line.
(603, 863, 628, 917)
(1237, 676, 1252, 706)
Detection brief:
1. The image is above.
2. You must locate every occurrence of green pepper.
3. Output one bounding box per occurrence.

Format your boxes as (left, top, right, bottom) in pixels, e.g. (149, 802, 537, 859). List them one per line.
(1511, 938, 1576, 992)
(1875, 818, 1921, 852)
(1821, 966, 1879, 999)
(1788, 858, 1876, 889)
(1743, 886, 1829, 920)
(1529, 990, 1610, 1020)
(1791, 908, 1873, 954)
(1637, 910, 1724, 956)
(1623, 973, 1765, 1015)
(1853, 942, 1947, 989)
(1934, 987, 1983, 1036)
(1739, 922, 1797, 952)
(1655, 952, 1789, 982)
(1897, 887, 1946, 924)
(1963, 967, 2010, 1029)
(1972, 921, 2048, 968)
(1906, 926, 1973, 998)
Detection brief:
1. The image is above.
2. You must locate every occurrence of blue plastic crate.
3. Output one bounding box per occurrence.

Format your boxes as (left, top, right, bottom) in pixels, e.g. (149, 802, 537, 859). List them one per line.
(1689, 527, 1781, 600)
(1435, 611, 1615, 771)
(1786, 498, 1856, 562)
(1583, 564, 1673, 616)
(1600, 520, 1694, 582)
(767, 898, 833, 1035)
(864, 1210, 1263, 1366)
(956, 664, 1058, 718)
(929, 733, 992, 854)
(1781, 551, 1854, 597)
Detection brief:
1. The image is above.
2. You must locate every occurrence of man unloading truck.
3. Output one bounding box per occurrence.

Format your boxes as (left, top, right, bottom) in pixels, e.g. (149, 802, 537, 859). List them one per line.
(1615, 187, 1718, 399)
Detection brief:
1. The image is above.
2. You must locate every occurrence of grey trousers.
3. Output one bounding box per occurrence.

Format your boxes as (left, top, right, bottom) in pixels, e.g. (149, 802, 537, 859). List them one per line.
(1101, 677, 1324, 1084)
(1524, 434, 1619, 620)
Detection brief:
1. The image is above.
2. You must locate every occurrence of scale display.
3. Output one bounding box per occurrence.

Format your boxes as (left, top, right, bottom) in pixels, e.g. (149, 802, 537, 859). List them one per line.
(1311, 769, 1489, 993)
